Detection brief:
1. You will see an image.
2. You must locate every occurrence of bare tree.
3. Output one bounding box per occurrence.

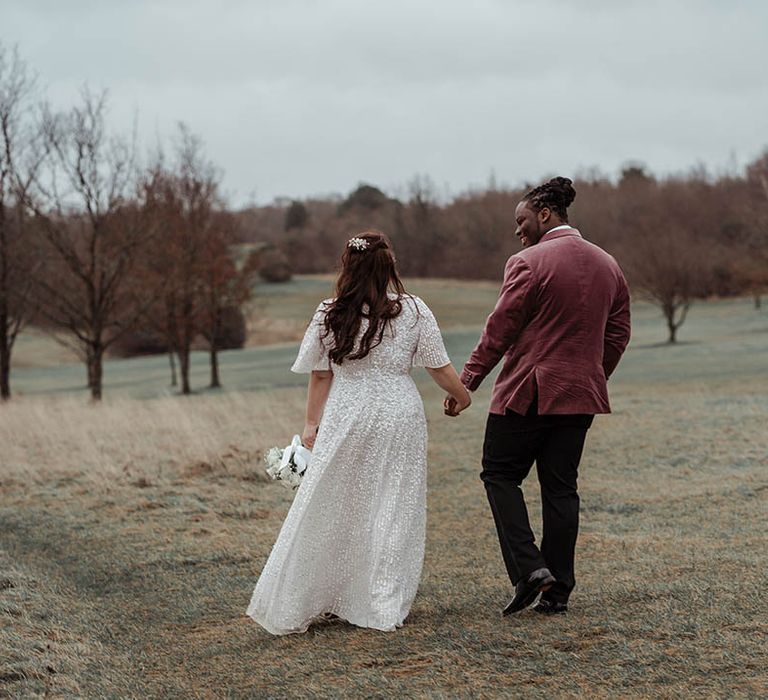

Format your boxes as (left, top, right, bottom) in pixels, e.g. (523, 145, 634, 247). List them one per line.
(395, 175, 443, 278)
(135, 159, 180, 387)
(0, 45, 47, 400)
(619, 176, 714, 343)
(143, 125, 221, 395)
(30, 89, 154, 400)
(627, 234, 704, 343)
(744, 152, 768, 308)
(199, 210, 258, 388)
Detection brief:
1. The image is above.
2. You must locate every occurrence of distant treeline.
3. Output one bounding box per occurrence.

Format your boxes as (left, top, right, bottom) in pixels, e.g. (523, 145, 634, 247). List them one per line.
(235, 160, 768, 343)
(1, 41, 766, 404)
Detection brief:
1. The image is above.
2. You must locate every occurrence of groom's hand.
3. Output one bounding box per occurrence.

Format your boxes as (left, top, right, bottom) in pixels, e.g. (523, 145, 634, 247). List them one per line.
(444, 394, 459, 417)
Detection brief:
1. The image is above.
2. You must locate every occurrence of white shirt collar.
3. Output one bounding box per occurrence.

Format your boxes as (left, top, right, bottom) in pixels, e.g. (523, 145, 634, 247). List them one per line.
(540, 225, 581, 241)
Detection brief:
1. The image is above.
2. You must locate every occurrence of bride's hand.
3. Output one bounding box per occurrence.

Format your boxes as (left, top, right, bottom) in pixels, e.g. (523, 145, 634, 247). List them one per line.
(427, 364, 471, 417)
(302, 422, 319, 449)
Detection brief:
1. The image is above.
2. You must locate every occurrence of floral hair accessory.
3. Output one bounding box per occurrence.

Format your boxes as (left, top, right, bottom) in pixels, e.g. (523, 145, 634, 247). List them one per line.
(348, 237, 369, 251)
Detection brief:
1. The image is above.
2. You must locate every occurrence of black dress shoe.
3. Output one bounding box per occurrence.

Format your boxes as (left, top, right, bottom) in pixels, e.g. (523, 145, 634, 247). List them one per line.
(533, 598, 568, 615)
(502, 567, 556, 616)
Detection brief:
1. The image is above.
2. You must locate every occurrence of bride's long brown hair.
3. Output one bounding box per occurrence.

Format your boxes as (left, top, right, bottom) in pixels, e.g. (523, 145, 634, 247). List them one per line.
(322, 230, 407, 364)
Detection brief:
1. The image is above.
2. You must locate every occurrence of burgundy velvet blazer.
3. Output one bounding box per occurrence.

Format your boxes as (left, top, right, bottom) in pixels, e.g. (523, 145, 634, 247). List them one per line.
(460, 227, 631, 415)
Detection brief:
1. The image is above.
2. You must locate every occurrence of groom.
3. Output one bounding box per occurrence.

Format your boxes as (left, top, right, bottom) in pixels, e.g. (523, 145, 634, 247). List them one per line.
(446, 177, 631, 615)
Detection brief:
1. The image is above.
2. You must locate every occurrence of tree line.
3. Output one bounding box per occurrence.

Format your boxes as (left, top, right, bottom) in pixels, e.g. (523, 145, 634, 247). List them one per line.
(238, 162, 768, 345)
(1, 46, 259, 401)
(2, 43, 766, 402)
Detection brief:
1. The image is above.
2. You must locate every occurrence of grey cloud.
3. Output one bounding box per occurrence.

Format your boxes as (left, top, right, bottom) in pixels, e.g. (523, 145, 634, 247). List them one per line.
(2, 0, 767, 204)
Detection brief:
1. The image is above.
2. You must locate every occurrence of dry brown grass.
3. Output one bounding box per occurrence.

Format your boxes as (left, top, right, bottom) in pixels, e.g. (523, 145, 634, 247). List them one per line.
(2, 292, 768, 698)
(0, 547, 108, 697)
(0, 392, 304, 483)
(1, 378, 767, 698)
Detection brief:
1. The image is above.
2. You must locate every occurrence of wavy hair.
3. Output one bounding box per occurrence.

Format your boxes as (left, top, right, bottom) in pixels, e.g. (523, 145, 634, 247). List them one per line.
(322, 230, 406, 364)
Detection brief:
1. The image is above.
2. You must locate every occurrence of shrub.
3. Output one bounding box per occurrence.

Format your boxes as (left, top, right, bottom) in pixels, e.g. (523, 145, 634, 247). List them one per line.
(284, 201, 309, 231)
(110, 329, 168, 358)
(338, 184, 390, 214)
(209, 306, 247, 349)
(258, 247, 292, 283)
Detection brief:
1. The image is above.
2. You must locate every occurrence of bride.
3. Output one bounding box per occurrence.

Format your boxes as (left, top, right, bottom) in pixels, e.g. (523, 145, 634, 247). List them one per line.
(246, 230, 471, 634)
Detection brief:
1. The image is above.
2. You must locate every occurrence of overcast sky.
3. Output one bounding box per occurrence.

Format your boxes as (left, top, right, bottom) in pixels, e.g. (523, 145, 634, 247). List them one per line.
(4, 0, 767, 206)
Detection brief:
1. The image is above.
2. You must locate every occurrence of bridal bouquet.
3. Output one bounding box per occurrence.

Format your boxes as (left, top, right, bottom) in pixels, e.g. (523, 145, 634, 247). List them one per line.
(264, 435, 312, 490)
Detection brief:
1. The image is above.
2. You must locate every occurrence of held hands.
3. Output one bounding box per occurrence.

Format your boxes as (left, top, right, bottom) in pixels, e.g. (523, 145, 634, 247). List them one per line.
(423, 363, 472, 418)
(444, 390, 471, 417)
(302, 422, 319, 450)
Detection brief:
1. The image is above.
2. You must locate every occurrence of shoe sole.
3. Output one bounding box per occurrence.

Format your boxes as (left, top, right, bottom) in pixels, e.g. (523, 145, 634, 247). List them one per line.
(502, 576, 556, 616)
(534, 607, 567, 615)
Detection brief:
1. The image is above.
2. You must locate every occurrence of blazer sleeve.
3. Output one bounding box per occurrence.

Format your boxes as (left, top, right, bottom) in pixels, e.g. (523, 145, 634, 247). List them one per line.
(460, 256, 535, 391)
(602, 272, 631, 379)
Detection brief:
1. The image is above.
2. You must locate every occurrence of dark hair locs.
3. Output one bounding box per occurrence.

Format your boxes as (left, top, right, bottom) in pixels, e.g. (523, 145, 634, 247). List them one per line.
(322, 230, 406, 364)
(523, 176, 577, 221)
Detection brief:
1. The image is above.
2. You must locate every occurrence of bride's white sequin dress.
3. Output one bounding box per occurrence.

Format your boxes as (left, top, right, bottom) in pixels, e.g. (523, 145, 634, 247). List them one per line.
(246, 295, 449, 634)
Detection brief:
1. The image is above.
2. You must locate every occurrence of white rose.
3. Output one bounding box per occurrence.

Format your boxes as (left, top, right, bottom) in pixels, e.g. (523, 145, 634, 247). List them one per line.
(264, 447, 283, 478)
(286, 469, 302, 489)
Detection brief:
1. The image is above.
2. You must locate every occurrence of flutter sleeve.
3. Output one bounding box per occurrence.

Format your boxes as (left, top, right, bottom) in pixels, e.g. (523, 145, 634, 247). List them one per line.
(412, 299, 450, 369)
(291, 301, 333, 373)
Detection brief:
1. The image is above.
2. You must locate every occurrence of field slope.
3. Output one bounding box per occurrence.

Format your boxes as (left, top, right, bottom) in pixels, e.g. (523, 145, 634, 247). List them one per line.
(1, 280, 767, 698)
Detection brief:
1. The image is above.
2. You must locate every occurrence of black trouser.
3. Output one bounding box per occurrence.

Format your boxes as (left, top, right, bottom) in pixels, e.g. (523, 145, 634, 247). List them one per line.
(481, 406, 593, 604)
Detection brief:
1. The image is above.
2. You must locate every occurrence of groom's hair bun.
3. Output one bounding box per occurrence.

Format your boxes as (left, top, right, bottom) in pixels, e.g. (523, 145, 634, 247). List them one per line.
(523, 176, 576, 221)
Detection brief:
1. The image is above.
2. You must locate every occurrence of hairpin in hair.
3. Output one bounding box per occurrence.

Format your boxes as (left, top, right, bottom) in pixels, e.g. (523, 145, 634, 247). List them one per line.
(348, 237, 369, 251)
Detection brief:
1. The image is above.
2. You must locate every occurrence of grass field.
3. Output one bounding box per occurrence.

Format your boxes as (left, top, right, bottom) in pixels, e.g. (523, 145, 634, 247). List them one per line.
(2, 278, 767, 698)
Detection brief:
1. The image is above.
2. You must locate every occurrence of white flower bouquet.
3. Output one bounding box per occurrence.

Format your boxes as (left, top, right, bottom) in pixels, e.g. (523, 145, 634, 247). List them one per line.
(264, 435, 312, 490)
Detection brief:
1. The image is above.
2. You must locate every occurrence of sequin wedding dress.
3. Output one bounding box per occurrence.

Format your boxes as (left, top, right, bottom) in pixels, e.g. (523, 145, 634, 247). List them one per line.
(246, 295, 450, 634)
